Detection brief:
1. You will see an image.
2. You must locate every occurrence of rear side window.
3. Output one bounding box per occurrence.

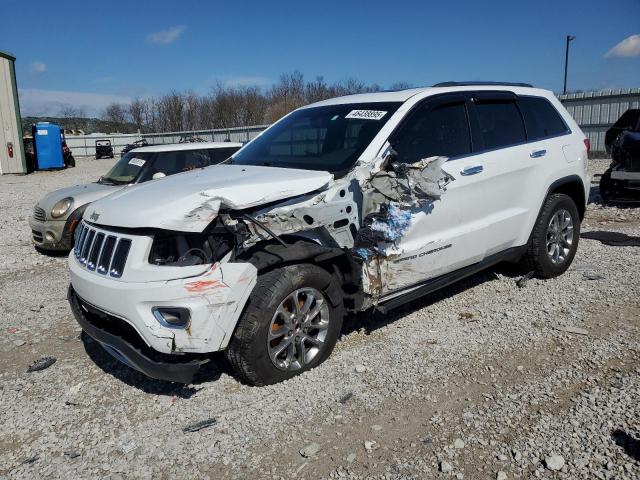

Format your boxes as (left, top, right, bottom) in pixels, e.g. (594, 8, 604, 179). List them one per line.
(518, 96, 569, 140)
(203, 147, 240, 164)
(392, 102, 471, 163)
(474, 100, 526, 150)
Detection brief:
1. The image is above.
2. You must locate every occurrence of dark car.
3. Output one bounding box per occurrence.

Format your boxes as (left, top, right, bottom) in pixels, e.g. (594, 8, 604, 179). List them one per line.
(95, 140, 114, 159)
(605, 109, 640, 156)
(600, 109, 640, 202)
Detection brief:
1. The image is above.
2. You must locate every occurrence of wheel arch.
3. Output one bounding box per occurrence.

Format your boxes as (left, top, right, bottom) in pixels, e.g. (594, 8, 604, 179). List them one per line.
(545, 175, 586, 220)
(236, 237, 363, 310)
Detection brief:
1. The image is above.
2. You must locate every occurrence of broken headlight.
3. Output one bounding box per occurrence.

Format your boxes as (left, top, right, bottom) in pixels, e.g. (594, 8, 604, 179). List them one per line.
(149, 231, 233, 266)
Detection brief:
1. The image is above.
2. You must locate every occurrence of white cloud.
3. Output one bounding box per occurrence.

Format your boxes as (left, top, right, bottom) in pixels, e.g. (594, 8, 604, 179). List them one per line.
(605, 34, 640, 58)
(18, 88, 131, 117)
(146, 25, 186, 45)
(29, 61, 46, 73)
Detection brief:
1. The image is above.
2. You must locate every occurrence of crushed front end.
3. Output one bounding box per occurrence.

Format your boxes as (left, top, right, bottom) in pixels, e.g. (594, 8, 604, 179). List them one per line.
(68, 219, 257, 383)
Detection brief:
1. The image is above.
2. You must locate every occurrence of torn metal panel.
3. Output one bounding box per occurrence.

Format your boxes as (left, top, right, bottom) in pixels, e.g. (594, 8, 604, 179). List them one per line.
(353, 156, 453, 277)
(362, 155, 452, 211)
(248, 181, 360, 249)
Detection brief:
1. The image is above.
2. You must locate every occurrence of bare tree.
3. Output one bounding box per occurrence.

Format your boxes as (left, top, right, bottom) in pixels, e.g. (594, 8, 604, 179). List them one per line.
(157, 91, 186, 132)
(266, 71, 306, 123)
(58, 104, 87, 118)
(128, 98, 148, 132)
(88, 72, 411, 133)
(102, 103, 128, 124)
(388, 81, 414, 90)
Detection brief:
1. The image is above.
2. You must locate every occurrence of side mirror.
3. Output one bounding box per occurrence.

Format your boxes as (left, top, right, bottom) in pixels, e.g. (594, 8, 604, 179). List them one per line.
(152, 172, 166, 180)
(383, 146, 399, 171)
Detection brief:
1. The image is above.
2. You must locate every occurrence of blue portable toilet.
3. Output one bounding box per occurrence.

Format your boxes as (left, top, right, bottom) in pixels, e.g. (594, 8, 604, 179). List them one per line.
(33, 122, 64, 169)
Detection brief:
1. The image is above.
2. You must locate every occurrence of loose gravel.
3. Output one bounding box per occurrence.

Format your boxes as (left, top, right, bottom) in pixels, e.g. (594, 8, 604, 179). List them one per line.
(0, 157, 638, 479)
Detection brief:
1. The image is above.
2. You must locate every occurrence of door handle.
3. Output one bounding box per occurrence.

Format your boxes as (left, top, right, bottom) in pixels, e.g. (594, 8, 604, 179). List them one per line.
(460, 165, 483, 176)
(530, 149, 547, 158)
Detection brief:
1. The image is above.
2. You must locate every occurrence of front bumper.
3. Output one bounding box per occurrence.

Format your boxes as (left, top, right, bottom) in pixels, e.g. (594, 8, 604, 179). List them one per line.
(68, 286, 208, 383)
(28, 217, 72, 250)
(69, 252, 257, 355)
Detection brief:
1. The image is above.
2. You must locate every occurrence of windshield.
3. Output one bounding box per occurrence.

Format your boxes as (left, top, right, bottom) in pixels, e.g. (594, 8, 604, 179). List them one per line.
(232, 102, 401, 174)
(100, 147, 240, 184)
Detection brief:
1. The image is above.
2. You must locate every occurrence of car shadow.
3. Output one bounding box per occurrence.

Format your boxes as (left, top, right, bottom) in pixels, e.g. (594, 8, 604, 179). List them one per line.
(611, 429, 640, 461)
(34, 246, 70, 257)
(341, 264, 517, 337)
(581, 230, 640, 247)
(81, 332, 230, 397)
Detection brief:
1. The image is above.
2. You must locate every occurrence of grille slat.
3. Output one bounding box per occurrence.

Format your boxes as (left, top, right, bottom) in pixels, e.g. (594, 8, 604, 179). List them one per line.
(87, 233, 105, 271)
(33, 206, 46, 222)
(97, 236, 117, 275)
(73, 222, 131, 278)
(74, 223, 85, 257)
(80, 230, 95, 265)
(110, 239, 132, 278)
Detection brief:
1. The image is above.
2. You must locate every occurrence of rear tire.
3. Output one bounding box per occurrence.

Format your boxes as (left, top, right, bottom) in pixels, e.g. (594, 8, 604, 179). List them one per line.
(518, 193, 580, 278)
(225, 264, 344, 386)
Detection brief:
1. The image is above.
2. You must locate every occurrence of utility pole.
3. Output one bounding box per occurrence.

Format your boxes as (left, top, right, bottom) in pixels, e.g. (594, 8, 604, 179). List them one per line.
(563, 35, 576, 95)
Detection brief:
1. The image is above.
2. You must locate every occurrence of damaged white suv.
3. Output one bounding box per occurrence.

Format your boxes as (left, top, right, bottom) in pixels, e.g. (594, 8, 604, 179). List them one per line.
(68, 82, 590, 385)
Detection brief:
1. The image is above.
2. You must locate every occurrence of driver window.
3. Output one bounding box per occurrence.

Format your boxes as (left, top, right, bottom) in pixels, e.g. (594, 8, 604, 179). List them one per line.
(393, 102, 471, 163)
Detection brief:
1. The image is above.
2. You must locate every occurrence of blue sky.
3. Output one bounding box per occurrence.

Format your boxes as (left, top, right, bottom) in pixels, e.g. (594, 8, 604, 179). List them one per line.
(2, 0, 639, 116)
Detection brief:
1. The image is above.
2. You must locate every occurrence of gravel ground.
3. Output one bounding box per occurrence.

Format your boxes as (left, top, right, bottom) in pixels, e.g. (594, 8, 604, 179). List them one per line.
(0, 157, 638, 479)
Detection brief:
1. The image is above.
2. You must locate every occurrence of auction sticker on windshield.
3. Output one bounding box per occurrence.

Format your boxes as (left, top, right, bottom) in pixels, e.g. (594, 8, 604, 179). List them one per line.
(128, 157, 146, 167)
(345, 110, 387, 120)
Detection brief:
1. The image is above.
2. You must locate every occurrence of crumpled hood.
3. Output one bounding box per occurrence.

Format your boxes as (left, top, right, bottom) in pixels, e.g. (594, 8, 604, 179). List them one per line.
(85, 164, 333, 232)
(37, 182, 121, 219)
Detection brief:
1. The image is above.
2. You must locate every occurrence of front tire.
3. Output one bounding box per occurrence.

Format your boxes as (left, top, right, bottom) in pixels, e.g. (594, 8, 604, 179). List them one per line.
(226, 264, 344, 386)
(519, 193, 580, 278)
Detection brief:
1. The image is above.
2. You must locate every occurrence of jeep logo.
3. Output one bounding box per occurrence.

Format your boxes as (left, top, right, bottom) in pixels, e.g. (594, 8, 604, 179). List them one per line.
(89, 211, 100, 221)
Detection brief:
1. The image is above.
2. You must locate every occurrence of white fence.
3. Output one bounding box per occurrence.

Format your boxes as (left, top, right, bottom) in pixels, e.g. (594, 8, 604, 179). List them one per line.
(66, 125, 269, 157)
(64, 89, 640, 158)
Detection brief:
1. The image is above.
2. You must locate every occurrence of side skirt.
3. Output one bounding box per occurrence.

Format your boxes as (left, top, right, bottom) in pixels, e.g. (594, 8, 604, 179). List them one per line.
(375, 246, 527, 314)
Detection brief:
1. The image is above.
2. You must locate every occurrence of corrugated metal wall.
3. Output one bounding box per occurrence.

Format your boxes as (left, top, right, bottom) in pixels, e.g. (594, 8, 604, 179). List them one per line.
(559, 88, 640, 154)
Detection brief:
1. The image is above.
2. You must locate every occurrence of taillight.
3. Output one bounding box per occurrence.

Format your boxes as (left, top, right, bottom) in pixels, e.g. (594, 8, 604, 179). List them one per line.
(584, 138, 591, 155)
(6, 142, 14, 158)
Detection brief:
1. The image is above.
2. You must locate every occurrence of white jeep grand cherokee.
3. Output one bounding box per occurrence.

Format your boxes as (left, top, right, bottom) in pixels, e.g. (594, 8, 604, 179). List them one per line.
(68, 82, 590, 385)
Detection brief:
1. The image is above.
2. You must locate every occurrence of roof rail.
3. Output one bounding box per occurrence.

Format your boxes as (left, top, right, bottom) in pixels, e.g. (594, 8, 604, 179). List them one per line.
(433, 81, 534, 88)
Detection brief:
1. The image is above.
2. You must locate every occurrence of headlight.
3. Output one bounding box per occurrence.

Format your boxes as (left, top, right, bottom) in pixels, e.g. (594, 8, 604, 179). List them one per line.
(51, 197, 74, 218)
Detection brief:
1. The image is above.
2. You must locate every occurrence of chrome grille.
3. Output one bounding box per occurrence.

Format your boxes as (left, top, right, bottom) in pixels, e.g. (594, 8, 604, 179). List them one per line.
(74, 223, 131, 278)
(33, 206, 46, 222)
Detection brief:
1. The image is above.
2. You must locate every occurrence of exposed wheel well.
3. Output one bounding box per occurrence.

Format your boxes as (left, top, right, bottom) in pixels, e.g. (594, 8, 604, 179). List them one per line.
(548, 177, 586, 220)
(237, 238, 363, 310)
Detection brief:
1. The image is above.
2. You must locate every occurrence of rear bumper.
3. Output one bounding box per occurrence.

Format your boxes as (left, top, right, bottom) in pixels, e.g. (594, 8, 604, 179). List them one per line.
(611, 170, 640, 181)
(68, 286, 208, 383)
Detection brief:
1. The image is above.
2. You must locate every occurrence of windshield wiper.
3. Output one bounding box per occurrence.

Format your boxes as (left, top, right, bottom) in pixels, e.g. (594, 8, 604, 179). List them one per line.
(102, 178, 128, 185)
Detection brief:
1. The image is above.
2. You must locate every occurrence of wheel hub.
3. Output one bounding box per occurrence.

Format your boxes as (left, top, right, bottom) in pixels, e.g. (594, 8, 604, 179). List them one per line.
(545, 209, 574, 265)
(267, 287, 330, 371)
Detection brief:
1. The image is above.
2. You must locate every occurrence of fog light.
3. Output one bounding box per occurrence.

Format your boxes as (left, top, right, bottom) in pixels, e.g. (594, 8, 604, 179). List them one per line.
(45, 230, 56, 242)
(152, 307, 190, 329)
